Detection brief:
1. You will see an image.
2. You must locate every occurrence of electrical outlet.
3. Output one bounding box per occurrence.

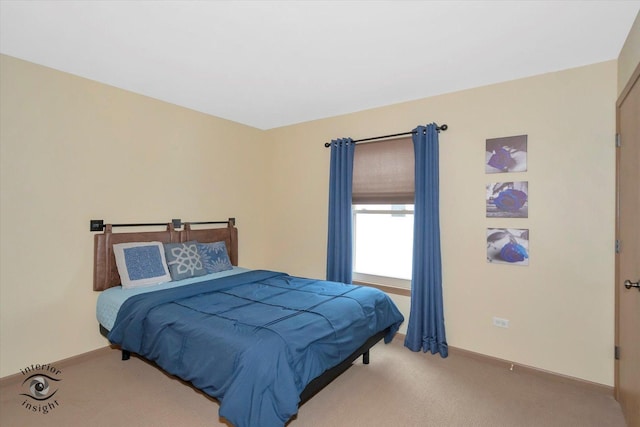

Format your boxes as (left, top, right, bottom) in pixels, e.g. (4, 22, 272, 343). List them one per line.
(492, 317, 509, 328)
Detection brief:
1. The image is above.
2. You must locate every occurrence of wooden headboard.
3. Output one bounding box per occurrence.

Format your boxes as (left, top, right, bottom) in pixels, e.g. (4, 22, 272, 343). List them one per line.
(93, 220, 238, 291)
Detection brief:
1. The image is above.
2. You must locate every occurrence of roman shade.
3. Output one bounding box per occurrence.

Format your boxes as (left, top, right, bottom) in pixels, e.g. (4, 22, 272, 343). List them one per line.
(352, 137, 414, 204)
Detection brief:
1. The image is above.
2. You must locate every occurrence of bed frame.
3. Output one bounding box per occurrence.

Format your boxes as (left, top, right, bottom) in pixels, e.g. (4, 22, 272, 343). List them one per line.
(93, 219, 239, 292)
(92, 219, 388, 407)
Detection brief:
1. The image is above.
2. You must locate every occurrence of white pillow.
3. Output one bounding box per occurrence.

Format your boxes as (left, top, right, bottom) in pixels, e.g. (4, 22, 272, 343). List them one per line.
(113, 241, 172, 289)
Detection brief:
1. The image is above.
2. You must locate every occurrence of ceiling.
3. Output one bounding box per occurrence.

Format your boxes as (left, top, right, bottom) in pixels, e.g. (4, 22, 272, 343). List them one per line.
(1, 1, 639, 130)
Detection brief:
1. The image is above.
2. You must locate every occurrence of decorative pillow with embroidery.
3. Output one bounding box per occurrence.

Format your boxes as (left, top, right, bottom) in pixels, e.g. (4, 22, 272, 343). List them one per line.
(163, 241, 207, 281)
(113, 241, 172, 289)
(197, 241, 233, 274)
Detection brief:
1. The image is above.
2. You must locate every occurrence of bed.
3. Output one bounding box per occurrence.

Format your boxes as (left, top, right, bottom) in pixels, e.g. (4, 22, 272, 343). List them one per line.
(93, 219, 404, 427)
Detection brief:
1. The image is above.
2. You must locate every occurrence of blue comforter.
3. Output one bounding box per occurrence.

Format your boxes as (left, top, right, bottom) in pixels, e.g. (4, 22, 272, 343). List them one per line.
(108, 270, 403, 427)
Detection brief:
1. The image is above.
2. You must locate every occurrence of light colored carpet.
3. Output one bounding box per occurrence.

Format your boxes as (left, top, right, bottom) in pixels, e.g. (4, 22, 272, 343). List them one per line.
(0, 340, 625, 427)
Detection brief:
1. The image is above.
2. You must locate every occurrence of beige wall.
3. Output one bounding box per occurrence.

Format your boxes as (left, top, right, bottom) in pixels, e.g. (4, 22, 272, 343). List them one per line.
(264, 61, 617, 386)
(0, 55, 270, 377)
(618, 11, 640, 95)
(0, 54, 618, 387)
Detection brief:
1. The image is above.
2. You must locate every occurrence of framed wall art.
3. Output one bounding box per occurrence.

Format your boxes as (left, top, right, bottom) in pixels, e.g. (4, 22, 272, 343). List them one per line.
(486, 228, 529, 266)
(485, 134, 527, 173)
(486, 181, 528, 218)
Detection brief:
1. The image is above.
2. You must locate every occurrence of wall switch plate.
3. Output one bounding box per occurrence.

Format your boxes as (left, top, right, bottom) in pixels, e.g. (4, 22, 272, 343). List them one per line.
(493, 317, 509, 328)
(90, 219, 104, 232)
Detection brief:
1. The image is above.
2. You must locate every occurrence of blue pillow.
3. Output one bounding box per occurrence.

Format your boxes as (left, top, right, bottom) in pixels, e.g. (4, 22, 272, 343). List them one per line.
(163, 241, 207, 281)
(197, 241, 233, 273)
(113, 242, 172, 289)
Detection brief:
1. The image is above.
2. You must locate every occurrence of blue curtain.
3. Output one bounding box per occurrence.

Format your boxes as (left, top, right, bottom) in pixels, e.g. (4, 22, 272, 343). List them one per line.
(326, 138, 355, 283)
(404, 124, 448, 357)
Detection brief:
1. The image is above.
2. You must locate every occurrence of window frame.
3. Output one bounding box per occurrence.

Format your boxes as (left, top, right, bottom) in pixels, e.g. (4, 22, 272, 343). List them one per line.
(351, 204, 413, 296)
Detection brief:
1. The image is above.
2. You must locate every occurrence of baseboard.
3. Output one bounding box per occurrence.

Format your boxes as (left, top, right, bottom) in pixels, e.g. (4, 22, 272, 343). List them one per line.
(4, 336, 614, 396)
(0, 346, 112, 387)
(390, 333, 612, 395)
(449, 346, 614, 395)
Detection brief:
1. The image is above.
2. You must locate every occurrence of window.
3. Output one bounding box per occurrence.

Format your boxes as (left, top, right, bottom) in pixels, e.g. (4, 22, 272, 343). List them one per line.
(351, 137, 414, 292)
(352, 204, 413, 289)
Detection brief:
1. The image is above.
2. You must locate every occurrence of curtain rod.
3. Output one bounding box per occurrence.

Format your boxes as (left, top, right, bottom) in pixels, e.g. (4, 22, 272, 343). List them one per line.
(323, 124, 448, 147)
